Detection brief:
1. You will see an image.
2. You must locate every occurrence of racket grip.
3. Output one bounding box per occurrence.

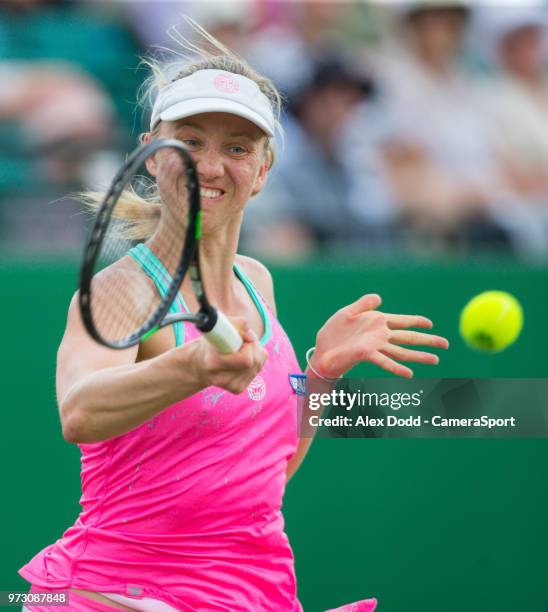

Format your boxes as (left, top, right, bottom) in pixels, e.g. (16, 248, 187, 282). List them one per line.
(202, 309, 244, 354)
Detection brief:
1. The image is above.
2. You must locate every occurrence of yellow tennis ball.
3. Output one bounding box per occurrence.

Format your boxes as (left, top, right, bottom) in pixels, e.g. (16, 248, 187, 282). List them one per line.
(459, 291, 523, 352)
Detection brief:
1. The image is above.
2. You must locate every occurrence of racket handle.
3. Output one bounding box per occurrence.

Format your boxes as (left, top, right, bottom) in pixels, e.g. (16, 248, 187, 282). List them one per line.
(202, 309, 244, 354)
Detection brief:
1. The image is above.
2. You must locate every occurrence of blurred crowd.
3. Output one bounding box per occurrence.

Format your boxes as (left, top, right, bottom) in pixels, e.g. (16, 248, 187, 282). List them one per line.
(2, 0, 548, 261)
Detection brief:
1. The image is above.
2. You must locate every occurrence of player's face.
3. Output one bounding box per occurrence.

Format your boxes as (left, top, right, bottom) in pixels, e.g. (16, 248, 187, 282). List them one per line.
(154, 113, 270, 226)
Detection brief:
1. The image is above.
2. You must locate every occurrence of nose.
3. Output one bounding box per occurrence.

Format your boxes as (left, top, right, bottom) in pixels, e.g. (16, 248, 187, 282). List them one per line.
(194, 148, 224, 182)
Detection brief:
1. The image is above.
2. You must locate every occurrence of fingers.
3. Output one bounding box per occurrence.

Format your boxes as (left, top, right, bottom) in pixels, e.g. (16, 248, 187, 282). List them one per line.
(230, 338, 267, 370)
(200, 317, 264, 371)
(206, 339, 267, 394)
(385, 315, 433, 330)
(370, 351, 413, 379)
(345, 294, 382, 317)
(381, 344, 439, 365)
(227, 316, 258, 344)
(241, 328, 259, 344)
(389, 330, 449, 349)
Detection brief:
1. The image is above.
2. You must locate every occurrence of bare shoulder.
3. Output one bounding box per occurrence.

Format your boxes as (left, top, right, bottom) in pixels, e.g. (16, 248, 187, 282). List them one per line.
(235, 254, 277, 315)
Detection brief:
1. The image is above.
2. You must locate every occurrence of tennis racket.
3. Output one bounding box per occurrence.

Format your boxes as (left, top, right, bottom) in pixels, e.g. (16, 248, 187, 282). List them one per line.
(78, 138, 243, 353)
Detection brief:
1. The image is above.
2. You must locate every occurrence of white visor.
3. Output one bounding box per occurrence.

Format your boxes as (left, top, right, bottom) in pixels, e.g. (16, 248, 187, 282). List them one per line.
(150, 69, 275, 137)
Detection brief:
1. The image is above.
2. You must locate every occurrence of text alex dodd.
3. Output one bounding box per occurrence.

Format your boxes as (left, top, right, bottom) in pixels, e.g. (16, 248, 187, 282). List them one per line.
(308, 414, 517, 429)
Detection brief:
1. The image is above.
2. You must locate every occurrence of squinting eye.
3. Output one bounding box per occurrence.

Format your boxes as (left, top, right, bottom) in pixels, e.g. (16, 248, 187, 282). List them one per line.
(182, 139, 199, 150)
(229, 146, 247, 155)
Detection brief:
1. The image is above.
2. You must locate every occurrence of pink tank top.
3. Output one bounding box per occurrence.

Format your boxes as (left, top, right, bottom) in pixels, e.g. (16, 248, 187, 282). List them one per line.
(19, 254, 304, 611)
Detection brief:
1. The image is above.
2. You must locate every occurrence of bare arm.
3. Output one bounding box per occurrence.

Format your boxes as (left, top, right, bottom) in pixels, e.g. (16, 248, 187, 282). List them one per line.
(285, 373, 334, 482)
(58, 293, 265, 444)
(287, 294, 450, 481)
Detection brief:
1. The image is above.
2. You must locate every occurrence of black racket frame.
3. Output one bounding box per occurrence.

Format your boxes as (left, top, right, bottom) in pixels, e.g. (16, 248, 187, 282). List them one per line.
(79, 138, 216, 349)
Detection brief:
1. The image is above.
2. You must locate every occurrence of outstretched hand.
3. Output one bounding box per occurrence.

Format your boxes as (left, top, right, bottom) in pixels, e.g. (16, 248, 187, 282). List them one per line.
(311, 294, 449, 379)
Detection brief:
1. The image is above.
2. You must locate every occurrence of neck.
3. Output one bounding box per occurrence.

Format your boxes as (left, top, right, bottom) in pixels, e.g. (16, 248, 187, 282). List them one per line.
(190, 221, 241, 309)
(147, 210, 244, 310)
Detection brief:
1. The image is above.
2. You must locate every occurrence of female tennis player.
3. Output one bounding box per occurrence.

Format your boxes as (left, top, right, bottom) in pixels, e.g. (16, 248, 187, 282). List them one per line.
(18, 24, 449, 612)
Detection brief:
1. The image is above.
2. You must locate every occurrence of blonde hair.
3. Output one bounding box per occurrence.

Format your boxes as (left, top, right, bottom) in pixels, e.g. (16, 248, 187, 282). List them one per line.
(82, 18, 282, 240)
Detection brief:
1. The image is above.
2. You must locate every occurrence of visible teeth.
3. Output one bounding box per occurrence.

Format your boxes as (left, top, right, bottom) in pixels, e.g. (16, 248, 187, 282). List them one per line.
(200, 188, 222, 198)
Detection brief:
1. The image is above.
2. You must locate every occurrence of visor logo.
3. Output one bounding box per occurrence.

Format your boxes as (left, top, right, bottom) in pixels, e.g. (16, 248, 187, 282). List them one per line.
(214, 74, 240, 93)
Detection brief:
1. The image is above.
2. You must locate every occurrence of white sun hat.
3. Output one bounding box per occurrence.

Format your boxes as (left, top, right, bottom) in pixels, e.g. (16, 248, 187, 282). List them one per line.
(489, 6, 548, 43)
(150, 69, 275, 137)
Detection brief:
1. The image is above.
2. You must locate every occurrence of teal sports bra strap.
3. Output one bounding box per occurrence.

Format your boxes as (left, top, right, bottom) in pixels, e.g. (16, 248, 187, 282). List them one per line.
(233, 262, 272, 346)
(128, 244, 190, 346)
(126, 248, 271, 348)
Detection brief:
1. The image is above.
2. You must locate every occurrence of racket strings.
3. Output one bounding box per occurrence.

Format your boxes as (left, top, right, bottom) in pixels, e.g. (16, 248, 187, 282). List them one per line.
(91, 263, 162, 342)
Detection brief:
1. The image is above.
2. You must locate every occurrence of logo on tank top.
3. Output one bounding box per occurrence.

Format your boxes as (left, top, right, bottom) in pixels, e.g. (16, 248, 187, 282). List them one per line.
(248, 375, 266, 401)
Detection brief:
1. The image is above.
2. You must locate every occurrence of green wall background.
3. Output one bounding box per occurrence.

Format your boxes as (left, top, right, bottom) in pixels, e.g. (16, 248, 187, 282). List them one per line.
(1, 258, 547, 612)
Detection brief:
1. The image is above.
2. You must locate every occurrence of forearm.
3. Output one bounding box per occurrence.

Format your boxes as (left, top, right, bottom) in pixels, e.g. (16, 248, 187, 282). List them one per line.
(62, 344, 204, 443)
(286, 368, 334, 481)
(286, 437, 314, 482)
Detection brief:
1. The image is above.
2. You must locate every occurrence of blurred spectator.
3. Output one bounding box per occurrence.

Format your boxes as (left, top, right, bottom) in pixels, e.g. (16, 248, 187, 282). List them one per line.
(118, 0, 188, 49)
(477, 6, 548, 256)
(482, 7, 548, 196)
(0, 0, 139, 252)
(123, 0, 256, 54)
(247, 1, 354, 100)
(241, 55, 400, 260)
(0, 0, 141, 188)
(190, 2, 254, 55)
(2, 0, 546, 261)
(369, 1, 511, 253)
(0, 61, 114, 185)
